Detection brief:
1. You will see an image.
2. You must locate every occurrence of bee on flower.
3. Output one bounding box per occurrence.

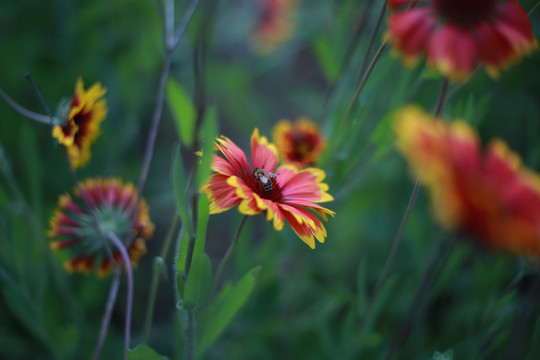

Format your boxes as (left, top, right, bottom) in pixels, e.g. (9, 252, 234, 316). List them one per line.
(48, 178, 154, 277)
(393, 106, 540, 255)
(202, 128, 334, 249)
(272, 117, 326, 168)
(52, 78, 107, 169)
(386, 0, 538, 81)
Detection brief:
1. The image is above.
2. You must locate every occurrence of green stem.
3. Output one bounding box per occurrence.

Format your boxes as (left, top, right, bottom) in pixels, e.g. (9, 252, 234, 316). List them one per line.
(143, 214, 179, 343)
(211, 215, 249, 296)
(384, 239, 454, 360)
(0, 86, 53, 124)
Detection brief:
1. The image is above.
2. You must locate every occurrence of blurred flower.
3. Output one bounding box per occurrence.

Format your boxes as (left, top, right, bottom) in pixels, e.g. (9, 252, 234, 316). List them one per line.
(251, 0, 295, 55)
(52, 78, 107, 169)
(386, 0, 538, 81)
(393, 106, 540, 255)
(48, 178, 154, 277)
(202, 129, 334, 249)
(273, 117, 326, 168)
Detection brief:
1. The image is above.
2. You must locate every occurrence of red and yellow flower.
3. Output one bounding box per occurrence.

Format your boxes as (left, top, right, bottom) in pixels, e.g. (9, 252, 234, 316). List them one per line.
(251, 0, 295, 55)
(48, 178, 154, 277)
(393, 106, 540, 255)
(273, 117, 326, 168)
(52, 78, 107, 169)
(386, 0, 538, 81)
(202, 129, 334, 249)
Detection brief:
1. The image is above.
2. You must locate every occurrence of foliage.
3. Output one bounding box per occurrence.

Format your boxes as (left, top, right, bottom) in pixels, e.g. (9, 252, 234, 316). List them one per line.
(1, 0, 540, 359)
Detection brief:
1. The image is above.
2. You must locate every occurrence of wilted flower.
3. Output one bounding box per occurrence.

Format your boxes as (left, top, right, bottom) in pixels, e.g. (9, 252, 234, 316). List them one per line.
(393, 106, 540, 255)
(273, 117, 326, 168)
(251, 0, 295, 55)
(386, 0, 538, 81)
(48, 178, 154, 277)
(52, 78, 107, 169)
(203, 128, 334, 249)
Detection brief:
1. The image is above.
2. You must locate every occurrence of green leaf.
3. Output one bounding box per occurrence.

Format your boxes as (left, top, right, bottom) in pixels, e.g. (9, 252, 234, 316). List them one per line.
(312, 37, 339, 83)
(197, 266, 261, 356)
(166, 78, 195, 147)
(176, 228, 189, 274)
(173, 146, 194, 239)
(196, 106, 218, 188)
(195, 195, 209, 259)
(128, 344, 169, 360)
(431, 349, 454, 360)
(370, 110, 395, 159)
(183, 253, 213, 310)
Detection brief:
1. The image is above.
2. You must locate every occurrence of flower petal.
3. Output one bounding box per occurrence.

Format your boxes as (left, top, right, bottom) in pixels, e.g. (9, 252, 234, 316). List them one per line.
(216, 135, 251, 181)
(251, 128, 278, 171)
(427, 24, 478, 81)
(278, 166, 333, 203)
(204, 174, 243, 214)
(387, 7, 436, 65)
(280, 204, 327, 249)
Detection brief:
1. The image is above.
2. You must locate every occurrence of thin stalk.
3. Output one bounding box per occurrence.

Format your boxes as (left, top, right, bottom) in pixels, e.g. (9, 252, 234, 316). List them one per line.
(212, 215, 249, 295)
(24, 74, 115, 262)
(107, 232, 134, 360)
(320, 0, 376, 117)
(384, 239, 454, 360)
(0, 86, 52, 124)
(357, 0, 386, 76)
(337, 40, 388, 141)
(528, 1, 540, 15)
(185, 310, 196, 360)
(93, 268, 122, 360)
(143, 214, 179, 343)
(362, 78, 449, 327)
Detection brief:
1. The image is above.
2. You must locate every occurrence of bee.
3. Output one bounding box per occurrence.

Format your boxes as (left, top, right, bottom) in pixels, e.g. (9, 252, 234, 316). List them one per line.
(253, 168, 278, 193)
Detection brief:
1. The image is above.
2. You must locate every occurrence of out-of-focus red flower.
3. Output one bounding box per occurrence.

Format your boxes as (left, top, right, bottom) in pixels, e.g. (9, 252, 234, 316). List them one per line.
(386, 0, 538, 81)
(48, 178, 154, 277)
(393, 106, 540, 255)
(52, 78, 107, 168)
(251, 0, 295, 55)
(202, 128, 334, 249)
(273, 117, 326, 168)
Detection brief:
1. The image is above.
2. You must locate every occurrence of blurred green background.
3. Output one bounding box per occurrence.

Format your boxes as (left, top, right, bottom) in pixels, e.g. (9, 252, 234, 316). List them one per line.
(1, 0, 540, 359)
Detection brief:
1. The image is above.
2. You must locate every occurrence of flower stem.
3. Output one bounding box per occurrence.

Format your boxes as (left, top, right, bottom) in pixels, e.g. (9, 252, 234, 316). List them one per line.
(143, 213, 179, 343)
(0, 86, 52, 124)
(212, 215, 249, 295)
(93, 268, 121, 360)
(107, 232, 134, 360)
(384, 238, 454, 360)
(363, 77, 449, 326)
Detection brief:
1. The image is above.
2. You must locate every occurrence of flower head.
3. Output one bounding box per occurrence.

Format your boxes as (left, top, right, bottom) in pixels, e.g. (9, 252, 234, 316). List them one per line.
(393, 106, 540, 255)
(52, 78, 107, 168)
(386, 0, 538, 81)
(203, 129, 334, 249)
(251, 0, 295, 55)
(48, 178, 154, 277)
(273, 117, 326, 168)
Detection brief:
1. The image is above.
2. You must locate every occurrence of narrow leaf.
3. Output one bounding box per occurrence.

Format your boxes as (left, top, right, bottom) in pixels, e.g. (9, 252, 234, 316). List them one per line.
(128, 344, 168, 360)
(183, 253, 213, 310)
(196, 106, 218, 188)
(197, 266, 261, 355)
(173, 146, 194, 239)
(194, 195, 209, 259)
(166, 79, 195, 147)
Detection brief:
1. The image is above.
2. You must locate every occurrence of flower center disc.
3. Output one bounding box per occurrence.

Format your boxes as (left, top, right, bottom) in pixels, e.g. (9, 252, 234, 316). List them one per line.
(433, 0, 497, 25)
(247, 171, 283, 202)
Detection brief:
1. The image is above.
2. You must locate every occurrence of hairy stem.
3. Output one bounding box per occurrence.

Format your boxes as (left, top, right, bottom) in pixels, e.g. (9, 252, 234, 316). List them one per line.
(107, 232, 134, 360)
(93, 269, 121, 360)
(362, 77, 449, 327)
(212, 215, 249, 295)
(143, 214, 179, 343)
(0, 86, 52, 124)
(384, 239, 454, 360)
